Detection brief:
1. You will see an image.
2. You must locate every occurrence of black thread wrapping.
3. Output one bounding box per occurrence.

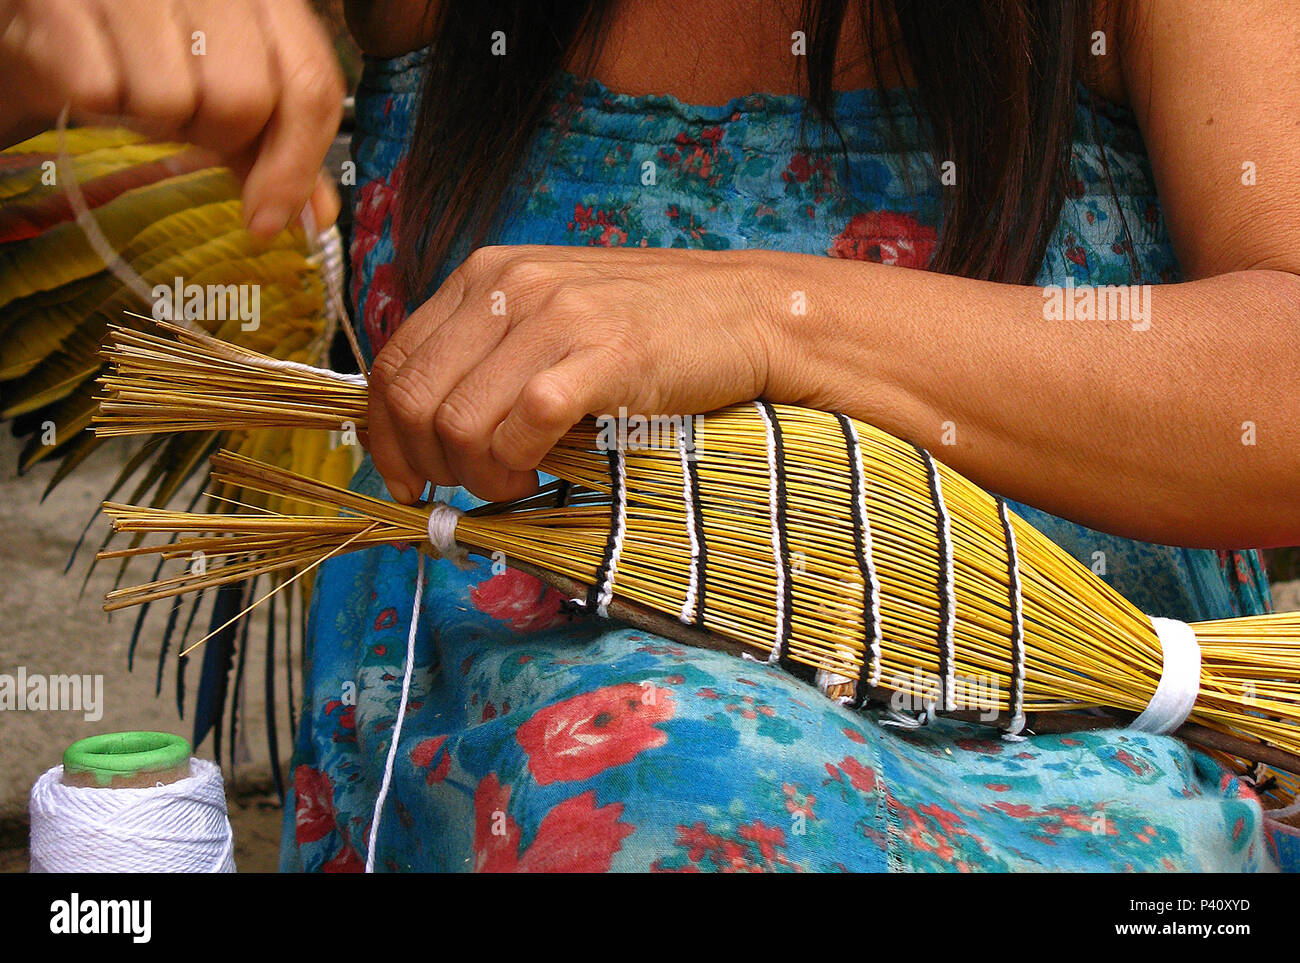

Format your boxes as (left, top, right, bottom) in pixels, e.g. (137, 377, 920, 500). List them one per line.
(586, 450, 623, 613)
(914, 444, 953, 711)
(760, 403, 811, 683)
(836, 414, 878, 709)
(685, 443, 708, 627)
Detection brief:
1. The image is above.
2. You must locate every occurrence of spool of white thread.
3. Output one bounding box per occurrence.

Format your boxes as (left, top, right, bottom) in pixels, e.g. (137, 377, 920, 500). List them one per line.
(29, 731, 236, 873)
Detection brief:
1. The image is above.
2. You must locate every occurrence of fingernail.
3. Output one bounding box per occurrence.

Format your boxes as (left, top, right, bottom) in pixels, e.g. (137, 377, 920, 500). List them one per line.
(388, 481, 414, 504)
(246, 205, 288, 237)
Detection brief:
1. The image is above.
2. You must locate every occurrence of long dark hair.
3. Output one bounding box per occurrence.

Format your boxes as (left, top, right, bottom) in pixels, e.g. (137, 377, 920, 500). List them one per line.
(395, 0, 1090, 300)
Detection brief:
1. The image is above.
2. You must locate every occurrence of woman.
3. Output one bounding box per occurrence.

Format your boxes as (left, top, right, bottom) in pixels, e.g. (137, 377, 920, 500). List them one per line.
(6, 0, 1296, 871)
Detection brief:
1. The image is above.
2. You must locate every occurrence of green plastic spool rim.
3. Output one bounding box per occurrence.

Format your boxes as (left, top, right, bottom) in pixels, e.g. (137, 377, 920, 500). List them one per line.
(63, 731, 191, 785)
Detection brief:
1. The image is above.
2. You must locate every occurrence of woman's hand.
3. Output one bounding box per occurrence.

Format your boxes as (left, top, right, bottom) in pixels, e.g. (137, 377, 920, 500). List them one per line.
(367, 245, 784, 504)
(0, 0, 344, 235)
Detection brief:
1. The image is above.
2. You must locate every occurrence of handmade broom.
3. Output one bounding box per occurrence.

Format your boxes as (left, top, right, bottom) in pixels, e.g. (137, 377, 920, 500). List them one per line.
(92, 321, 1300, 785)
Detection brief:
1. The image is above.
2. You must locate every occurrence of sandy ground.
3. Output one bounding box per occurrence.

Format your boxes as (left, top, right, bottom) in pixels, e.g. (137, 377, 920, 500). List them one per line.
(0, 429, 1297, 872)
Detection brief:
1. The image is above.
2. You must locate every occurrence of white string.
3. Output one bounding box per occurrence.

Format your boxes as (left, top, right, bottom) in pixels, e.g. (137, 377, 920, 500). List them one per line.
(1129, 616, 1201, 735)
(55, 106, 157, 308)
(816, 668, 855, 705)
(240, 351, 367, 385)
(425, 501, 465, 563)
(29, 759, 235, 872)
(366, 550, 425, 873)
(754, 402, 786, 664)
(677, 424, 701, 624)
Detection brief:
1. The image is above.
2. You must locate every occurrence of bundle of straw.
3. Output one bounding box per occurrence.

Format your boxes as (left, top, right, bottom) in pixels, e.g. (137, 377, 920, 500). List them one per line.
(93, 322, 1300, 779)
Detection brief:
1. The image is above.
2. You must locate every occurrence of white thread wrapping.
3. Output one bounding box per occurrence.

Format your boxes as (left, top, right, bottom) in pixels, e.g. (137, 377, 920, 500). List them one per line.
(425, 502, 464, 559)
(242, 351, 367, 385)
(843, 418, 882, 688)
(816, 668, 855, 705)
(677, 425, 701, 624)
(999, 499, 1026, 738)
(367, 551, 425, 872)
(594, 451, 628, 619)
(754, 402, 786, 664)
(29, 758, 235, 873)
(1129, 617, 1201, 735)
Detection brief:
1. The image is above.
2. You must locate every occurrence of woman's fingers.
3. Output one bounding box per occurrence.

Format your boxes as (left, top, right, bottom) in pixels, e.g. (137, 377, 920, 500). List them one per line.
(178, 0, 277, 157)
(95, 0, 198, 136)
(0, 0, 341, 235)
(7, 0, 122, 119)
(241, 0, 343, 235)
(368, 265, 474, 499)
(365, 378, 424, 505)
(309, 171, 342, 230)
(433, 320, 575, 501)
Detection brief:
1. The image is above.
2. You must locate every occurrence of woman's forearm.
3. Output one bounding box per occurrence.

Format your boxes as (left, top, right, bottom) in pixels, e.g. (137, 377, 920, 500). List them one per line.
(760, 253, 1300, 548)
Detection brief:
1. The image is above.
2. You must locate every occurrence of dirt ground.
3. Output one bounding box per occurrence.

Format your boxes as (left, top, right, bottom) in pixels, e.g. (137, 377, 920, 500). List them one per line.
(1, 430, 1297, 872)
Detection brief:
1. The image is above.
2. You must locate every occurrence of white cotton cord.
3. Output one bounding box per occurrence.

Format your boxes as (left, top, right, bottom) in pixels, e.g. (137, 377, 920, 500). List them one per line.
(55, 106, 157, 309)
(593, 451, 628, 619)
(425, 501, 467, 566)
(236, 351, 368, 385)
(300, 202, 368, 377)
(366, 550, 425, 873)
(754, 402, 786, 664)
(29, 759, 235, 873)
(1129, 616, 1202, 735)
(816, 668, 855, 705)
(880, 704, 936, 729)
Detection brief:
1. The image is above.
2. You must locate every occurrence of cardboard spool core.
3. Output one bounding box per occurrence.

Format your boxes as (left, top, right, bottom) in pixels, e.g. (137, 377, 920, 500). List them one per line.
(61, 731, 192, 789)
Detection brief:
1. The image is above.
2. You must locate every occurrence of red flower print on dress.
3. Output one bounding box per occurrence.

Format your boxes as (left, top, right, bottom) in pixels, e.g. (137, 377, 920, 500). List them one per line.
(322, 840, 363, 873)
(829, 210, 937, 268)
(293, 765, 337, 845)
(410, 735, 451, 784)
(363, 261, 404, 355)
(470, 568, 569, 633)
(473, 774, 633, 872)
(516, 683, 676, 784)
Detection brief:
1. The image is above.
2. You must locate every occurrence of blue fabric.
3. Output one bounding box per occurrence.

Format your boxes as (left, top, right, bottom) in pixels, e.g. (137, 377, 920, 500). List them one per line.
(281, 49, 1286, 872)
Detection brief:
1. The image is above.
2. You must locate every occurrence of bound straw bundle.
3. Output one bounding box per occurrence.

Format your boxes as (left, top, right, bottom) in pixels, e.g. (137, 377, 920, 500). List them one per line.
(93, 322, 1300, 777)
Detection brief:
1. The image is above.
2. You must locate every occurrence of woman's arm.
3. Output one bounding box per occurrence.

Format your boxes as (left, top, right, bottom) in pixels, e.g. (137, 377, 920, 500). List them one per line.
(368, 0, 1299, 549)
(782, 0, 1300, 548)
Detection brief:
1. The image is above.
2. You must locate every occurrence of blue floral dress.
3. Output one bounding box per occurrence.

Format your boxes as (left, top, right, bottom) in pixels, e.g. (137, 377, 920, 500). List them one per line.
(281, 50, 1292, 872)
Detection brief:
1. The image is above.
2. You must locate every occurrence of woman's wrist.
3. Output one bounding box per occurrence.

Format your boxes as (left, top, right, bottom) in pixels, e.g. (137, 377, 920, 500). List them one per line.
(754, 252, 938, 444)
